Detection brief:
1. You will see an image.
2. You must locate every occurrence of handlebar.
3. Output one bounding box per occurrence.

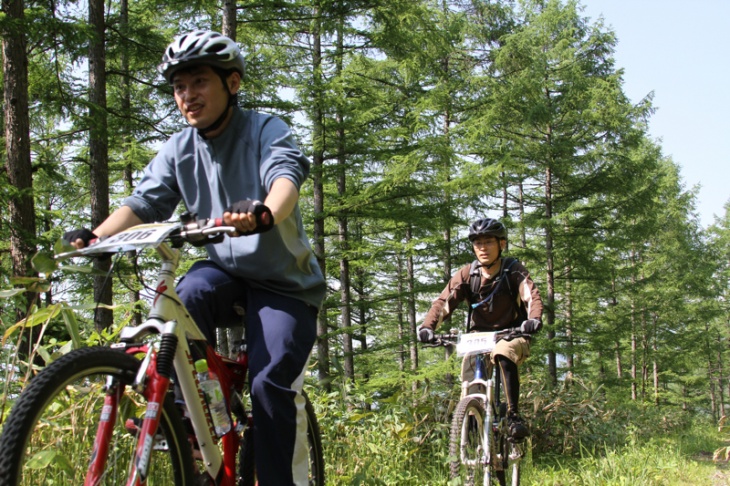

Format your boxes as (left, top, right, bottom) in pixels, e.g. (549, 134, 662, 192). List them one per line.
(174, 215, 236, 247)
(421, 326, 527, 348)
(423, 332, 459, 348)
(55, 214, 237, 260)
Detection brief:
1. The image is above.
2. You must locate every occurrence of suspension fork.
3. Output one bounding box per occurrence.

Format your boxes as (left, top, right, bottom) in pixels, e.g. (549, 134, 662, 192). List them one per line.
(125, 334, 178, 486)
(493, 355, 502, 413)
(85, 377, 125, 485)
(475, 354, 496, 470)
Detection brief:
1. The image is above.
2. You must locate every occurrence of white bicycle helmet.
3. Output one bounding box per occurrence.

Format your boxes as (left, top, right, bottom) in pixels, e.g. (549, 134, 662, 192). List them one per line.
(158, 30, 245, 83)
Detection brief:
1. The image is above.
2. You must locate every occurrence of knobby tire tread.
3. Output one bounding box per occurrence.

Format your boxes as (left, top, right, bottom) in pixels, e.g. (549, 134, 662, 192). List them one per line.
(449, 395, 487, 485)
(0, 346, 195, 485)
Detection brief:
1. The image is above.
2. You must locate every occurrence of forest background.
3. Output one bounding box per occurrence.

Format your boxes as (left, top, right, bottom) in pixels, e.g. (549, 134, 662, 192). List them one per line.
(1, 0, 730, 483)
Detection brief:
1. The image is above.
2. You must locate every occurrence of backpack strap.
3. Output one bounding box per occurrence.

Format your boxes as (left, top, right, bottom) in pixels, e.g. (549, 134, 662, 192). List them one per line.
(468, 260, 481, 303)
(465, 260, 480, 332)
(500, 257, 527, 321)
(467, 257, 524, 331)
(500, 257, 518, 297)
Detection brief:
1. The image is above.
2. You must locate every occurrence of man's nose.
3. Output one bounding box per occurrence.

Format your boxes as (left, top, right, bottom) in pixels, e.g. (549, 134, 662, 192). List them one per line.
(178, 86, 198, 101)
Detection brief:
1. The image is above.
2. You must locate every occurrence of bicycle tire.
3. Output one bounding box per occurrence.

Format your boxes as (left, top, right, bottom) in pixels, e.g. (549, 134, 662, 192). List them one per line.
(495, 435, 522, 486)
(0, 346, 195, 485)
(238, 391, 325, 486)
(449, 395, 488, 486)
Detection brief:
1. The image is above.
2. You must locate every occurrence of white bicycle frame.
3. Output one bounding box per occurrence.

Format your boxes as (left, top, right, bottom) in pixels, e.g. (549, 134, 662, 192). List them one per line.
(457, 332, 499, 482)
(57, 222, 236, 481)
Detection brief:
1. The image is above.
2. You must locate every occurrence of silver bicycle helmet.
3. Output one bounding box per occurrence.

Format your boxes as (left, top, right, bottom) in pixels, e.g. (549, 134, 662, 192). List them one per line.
(158, 30, 245, 83)
(468, 218, 508, 241)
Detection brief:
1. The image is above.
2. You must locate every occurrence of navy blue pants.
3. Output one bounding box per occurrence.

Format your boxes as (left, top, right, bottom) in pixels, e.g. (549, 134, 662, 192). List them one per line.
(177, 260, 317, 485)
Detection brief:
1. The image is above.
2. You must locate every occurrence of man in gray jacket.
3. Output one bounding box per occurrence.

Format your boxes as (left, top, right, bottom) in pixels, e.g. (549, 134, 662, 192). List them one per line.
(65, 30, 325, 485)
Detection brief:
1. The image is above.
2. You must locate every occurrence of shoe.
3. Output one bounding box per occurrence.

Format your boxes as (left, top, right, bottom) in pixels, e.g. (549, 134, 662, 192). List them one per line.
(507, 413, 529, 441)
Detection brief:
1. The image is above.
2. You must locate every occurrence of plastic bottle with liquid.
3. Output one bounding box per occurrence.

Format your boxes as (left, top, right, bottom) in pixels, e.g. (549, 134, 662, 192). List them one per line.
(195, 359, 232, 437)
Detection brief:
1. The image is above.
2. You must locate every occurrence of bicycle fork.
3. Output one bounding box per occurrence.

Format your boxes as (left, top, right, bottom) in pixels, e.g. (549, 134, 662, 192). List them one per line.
(83, 333, 176, 486)
(475, 355, 496, 480)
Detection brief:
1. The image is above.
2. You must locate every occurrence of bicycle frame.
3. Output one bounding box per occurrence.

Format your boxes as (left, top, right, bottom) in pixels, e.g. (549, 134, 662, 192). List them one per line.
(57, 223, 244, 486)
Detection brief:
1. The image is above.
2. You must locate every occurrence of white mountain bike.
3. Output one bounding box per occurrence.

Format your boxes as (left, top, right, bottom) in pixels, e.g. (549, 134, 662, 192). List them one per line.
(430, 330, 525, 486)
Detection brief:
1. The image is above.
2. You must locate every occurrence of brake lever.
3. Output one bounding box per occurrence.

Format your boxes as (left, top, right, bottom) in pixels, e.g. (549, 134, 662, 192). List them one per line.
(177, 217, 236, 246)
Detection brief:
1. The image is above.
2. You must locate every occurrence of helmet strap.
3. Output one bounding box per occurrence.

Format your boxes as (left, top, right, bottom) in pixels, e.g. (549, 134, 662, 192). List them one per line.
(196, 95, 236, 139)
(485, 255, 502, 270)
(196, 68, 238, 139)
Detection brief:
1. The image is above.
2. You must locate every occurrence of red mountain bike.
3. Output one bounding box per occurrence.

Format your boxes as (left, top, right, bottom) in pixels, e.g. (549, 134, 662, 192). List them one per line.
(0, 218, 325, 485)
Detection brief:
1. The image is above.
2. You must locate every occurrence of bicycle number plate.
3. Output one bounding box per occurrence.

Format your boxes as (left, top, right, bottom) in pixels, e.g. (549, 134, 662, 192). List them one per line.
(456, 332, 496, 357)
(79, 223, 180, 255)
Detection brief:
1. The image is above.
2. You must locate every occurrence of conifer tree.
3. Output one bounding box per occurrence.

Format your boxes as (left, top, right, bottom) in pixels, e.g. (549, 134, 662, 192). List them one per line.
(463, 0, 648, 384)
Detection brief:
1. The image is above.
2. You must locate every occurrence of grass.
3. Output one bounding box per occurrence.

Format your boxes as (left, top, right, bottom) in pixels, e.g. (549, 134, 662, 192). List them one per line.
(313, 388, 728, 485)
(519, 428, 725, 486)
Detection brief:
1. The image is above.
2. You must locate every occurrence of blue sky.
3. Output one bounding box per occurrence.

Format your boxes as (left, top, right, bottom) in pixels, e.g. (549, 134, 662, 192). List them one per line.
(580, 0, 730, 228)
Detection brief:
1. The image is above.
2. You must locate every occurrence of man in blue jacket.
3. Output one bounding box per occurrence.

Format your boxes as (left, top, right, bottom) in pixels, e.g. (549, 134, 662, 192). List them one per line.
(65, 30, 325, 485)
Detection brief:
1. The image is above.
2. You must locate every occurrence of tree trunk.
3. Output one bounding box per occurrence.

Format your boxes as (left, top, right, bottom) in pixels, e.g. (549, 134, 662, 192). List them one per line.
(407, 222, 418, 372)
(221, 0, 236, 38)
(397, 255, 406, 373)
(119, 0, 142, 327)
(89, 0, 112, 330)
(544, 163, 557, 385)
(641, 308, 648, 401)
(652, 314, 659, 406)
(718, 333, 726, 418)
(564, 262, 573, 384)
(309, 8, 330, 390)
(334, 18, 354, 384)
(2, 0, 36, 317)
(630, 251, 638, 400)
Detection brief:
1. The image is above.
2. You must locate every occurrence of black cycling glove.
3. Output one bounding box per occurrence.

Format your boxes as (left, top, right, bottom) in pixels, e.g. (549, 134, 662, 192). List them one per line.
(62, 228, 97, 247)
(417, 325, 434, 343)
(520, 318, 542, 334)
(225, 200, 274, 235)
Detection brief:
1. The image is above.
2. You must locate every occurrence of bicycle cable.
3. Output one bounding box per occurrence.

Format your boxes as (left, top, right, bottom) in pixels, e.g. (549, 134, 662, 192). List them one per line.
(90, 252, 121, 325)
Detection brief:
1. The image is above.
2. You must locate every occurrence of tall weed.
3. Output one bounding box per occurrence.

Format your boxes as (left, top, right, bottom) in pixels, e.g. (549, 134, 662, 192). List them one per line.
(309, 385, 455, 485)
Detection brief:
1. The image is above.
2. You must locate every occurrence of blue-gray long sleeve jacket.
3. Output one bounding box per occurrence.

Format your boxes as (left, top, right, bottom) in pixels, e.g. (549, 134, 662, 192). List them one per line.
(123, 106, 326, 309)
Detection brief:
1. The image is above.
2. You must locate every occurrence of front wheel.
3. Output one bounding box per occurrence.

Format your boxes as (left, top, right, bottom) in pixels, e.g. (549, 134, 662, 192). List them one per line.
(449, 395, 488, 485)
(0, 346, 195, 485)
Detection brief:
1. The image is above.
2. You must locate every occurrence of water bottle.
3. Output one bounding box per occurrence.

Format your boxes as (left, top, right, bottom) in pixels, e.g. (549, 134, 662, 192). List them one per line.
(195, 359, 232, 437)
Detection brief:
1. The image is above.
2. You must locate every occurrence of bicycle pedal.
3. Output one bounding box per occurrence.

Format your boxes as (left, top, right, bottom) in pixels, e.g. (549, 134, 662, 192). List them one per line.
(508, 433, 528, 443)
(193, 472, 215, 485)
(124, 417, 169, 450)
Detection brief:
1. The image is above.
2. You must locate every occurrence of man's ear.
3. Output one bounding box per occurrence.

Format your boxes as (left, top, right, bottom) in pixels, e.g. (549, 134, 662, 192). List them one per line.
(227, 71, 241, 94)
(500, 239, 507, 251)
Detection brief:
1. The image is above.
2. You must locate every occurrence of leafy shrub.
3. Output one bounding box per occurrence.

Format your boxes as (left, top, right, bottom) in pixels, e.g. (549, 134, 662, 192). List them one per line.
(523, 374, 695, 457)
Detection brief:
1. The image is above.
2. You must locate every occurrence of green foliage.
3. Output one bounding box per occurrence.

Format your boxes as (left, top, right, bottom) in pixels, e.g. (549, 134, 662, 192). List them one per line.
(310, 385, 454, 485)
(532, 439, 718, 485)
